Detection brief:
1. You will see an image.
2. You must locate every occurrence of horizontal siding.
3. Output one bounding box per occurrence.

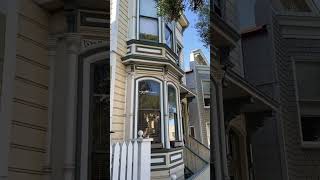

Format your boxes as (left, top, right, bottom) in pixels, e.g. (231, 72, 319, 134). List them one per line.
(9, 0, 49, 179)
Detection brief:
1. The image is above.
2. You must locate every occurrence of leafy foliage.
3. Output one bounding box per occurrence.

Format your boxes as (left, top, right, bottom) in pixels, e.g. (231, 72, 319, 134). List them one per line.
(157, 0, 205, 21)
(156, 0, 210, 47)
(194, 0, 210, 47)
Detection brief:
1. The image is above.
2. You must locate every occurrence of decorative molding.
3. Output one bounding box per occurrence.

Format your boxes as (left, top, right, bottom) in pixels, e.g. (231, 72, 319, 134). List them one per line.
(81, 39, 105, 49)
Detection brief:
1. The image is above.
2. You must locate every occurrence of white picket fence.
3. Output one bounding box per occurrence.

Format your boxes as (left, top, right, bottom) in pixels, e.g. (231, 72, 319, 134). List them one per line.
(111, 131, 152, 180)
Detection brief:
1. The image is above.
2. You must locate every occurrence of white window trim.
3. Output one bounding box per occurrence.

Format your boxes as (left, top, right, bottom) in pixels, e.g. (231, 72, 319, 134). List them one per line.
(167, 82, 183, 142)
(206, 122, 210, 146)
(134, 77, 164, 147)
(201, 79, 211, 108)
(137, 0, 161, 42)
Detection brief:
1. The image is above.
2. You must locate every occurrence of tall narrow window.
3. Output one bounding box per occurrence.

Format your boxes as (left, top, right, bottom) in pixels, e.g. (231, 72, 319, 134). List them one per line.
(165, 24, 173, 48)
(139, 0, 158, 42)
(202, 80, 210, 108)
(168, 85, 179, 145)
(138, 80, 162, 146)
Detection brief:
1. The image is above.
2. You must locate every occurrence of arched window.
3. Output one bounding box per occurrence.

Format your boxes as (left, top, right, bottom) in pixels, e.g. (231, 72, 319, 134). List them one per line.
(168, 84, 179, 144)
(138, 80, 162, 145)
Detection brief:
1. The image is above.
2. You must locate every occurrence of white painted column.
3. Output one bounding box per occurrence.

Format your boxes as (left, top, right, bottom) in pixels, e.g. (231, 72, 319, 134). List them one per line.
(137, 131, 152, 180)
(128, 67, 136, 139)
(0, 0, 17, 179)
(64, 34, 80, 180)
(43, 37, 57, 180)
(163, 78, 170, 149)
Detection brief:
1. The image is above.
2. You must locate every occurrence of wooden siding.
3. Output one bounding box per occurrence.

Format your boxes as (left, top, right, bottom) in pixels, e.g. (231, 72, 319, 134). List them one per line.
(111, 0, 129, 141)
(272, 12, 320, 179)
(9, 0, 49, 178)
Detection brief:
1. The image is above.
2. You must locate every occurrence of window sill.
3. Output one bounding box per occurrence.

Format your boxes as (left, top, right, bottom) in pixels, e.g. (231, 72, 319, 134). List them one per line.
(301, 141, 320, 149)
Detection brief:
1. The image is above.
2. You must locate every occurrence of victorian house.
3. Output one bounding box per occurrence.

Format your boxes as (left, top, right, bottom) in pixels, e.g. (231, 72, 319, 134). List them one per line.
(186, 49, 210, 147)
(0, 0, 109, 180)
(109, 0, 206, 179)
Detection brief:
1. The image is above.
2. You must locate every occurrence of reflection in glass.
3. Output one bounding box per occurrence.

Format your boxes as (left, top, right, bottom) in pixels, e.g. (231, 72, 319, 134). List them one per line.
(168, 85, 178, 141)
(138, 80, 161, 143)
(165, 25, 173, 48)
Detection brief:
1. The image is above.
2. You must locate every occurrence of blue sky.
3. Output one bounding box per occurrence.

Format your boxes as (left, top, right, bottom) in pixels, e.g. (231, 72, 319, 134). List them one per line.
(183, 8, 209, 71)
(182, 0, 256, 70)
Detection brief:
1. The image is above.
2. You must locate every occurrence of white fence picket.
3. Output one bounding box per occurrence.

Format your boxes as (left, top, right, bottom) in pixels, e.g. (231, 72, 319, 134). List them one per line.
(132, 140, 138, 180)
(112, 143, 120, 180)
(126, 141, 133, 180)
(119, 142, 127, 180)
(110, 135, 151, 180)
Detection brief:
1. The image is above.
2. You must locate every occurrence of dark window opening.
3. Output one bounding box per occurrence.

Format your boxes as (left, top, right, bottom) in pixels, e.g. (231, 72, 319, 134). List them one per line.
(190, 126, 195, 138)
(204, 98, 210, 107)
(301, 116, 320, 142)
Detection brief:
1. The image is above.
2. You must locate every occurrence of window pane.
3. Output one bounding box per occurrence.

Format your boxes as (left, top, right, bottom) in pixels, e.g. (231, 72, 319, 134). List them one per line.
(138, 80, 161, 144)
(301, 116, 320, 142)
(296, 62, 320, 100)
(140, 0, 157, 18)
(138, 110, 161, 143)
(204, 98, 210, 107)
(168, 85, 178, 142)
(202, 81, 210, 95)
(138, 80, 160, 109)
(139, 17, 158, 42)
(165, 26, 173, 48)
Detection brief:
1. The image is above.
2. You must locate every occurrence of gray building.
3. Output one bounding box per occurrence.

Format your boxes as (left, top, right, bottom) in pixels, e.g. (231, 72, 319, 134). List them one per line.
(241, 0, 320, 179)
(186, 49, 210, 147)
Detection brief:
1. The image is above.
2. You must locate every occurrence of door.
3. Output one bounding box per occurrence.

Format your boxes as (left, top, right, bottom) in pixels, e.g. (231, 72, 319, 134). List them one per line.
(88, 61, 109, 180)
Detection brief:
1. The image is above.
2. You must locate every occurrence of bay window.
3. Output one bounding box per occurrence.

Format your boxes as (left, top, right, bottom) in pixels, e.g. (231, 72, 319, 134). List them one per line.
(139, 0, 159, 42)
(135, 78, 184, 149)
(168, 85, 179, 144)
(137, 80, 162, 147)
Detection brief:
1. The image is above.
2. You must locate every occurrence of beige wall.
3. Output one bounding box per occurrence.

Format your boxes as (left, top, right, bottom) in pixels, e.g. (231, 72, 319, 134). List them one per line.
(111, 0, 129, 141)
(8, 0, 49, 179)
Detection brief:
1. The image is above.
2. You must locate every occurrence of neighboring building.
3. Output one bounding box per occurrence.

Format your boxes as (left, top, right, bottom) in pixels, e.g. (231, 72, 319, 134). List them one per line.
(241, 0, 320, 179)
(0, 0, 109, 180)
(212, 0, 281, 180)
(186, 49, 210, 147)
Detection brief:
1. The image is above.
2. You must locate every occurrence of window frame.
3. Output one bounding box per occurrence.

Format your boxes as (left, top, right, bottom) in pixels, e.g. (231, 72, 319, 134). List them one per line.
(138, 0, 160, 42)
(201, 80, 211, 108)
(292, 57, 320, 148)
(134, 77, 164, 148)
(165, 23, 173, 49)
(167, 83, 181, 144)
(189, 126, 195, 138)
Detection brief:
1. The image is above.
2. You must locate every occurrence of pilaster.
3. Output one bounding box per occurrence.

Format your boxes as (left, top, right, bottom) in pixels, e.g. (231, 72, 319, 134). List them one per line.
(64, 33, 81, 180)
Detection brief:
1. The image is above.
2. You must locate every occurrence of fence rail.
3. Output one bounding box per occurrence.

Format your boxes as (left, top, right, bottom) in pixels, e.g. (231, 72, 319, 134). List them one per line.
(111, 131, 152, 180)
